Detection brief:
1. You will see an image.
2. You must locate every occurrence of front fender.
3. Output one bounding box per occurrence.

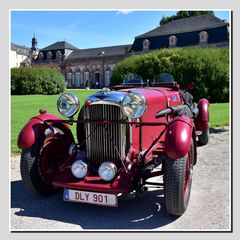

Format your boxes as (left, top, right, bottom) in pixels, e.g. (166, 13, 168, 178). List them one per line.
(17, 111, 73, 150)
(195, 98, 209, 131)
(165, 116, 193, 159)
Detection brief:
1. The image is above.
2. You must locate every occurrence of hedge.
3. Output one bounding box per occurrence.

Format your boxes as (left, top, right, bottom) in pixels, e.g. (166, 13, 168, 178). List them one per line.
(111, 47, 229, 103)
(11, 67, 66, 95)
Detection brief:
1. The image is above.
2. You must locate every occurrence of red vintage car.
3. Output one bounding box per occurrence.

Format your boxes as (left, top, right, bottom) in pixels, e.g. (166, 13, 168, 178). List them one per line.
(18, 73, 209, 216)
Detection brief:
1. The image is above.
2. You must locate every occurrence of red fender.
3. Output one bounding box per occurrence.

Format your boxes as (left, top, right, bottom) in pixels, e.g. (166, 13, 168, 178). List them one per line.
(165, 116, 193, 159)
(195, 98, 209, 131)
(17, 110, 74, 150)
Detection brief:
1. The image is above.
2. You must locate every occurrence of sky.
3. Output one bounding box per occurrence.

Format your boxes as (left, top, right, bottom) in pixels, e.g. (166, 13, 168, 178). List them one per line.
(11, 10, 230, 50)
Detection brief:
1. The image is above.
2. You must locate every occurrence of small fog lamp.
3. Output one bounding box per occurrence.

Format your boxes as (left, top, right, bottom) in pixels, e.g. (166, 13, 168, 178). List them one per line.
(71, 160, 88, 179)
(98, 162, 117, 182)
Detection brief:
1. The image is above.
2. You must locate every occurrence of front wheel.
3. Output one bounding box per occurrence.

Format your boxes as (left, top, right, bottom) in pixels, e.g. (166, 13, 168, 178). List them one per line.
(164, 140, 194, 216)
(20, 127, 73, 196)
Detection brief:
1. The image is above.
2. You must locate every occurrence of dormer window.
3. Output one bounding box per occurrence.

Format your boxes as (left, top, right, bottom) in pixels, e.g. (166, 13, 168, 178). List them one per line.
(199, 31, 208, 45)
(47, 51, 53, 60)
(38, 52, 44, 60)
(143, 39, 150, 51)
(56, 50, 62, 59)
(97, 51, 105, 56)
(169, 35, 177, 48)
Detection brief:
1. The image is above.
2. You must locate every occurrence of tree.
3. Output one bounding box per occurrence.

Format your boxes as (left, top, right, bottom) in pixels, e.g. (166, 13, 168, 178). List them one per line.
(110, 47, 229, 103)
(160, 11, 214, 25)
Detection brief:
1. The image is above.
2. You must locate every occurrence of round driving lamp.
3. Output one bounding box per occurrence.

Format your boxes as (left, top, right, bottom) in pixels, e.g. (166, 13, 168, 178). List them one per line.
(57, 92, 80, 117)
(98, 162, 117, 182)
(71, 160, 88, 179)
(122, 92, 146, 119)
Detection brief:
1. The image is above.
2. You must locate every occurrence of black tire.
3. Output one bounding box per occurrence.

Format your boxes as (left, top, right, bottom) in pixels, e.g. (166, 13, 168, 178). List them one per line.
(198, 128, 209, 146)
(164, 141, 194, 216)
(20, 147, 57, 196)
(20, 127, 72, 196)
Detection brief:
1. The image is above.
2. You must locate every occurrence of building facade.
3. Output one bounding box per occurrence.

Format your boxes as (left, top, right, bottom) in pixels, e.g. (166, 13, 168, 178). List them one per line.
(19, 14, 229, 88)
(130, 14, 229, 52)
(10, 43, 30, 68)
(64, 44, 132, 88)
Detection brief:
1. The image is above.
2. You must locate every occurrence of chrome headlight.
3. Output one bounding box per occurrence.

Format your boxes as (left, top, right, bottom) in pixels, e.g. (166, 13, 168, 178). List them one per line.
(98, 162, 117, 182)
(57, 92, 80, 117)
(71, 160, 88, 179)
(122, 92, 146, 118)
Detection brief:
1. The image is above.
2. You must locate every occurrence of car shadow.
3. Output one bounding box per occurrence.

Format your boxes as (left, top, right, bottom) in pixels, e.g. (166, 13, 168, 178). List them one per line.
(11, 180, 178, 230)
(209, 127, 228, 134)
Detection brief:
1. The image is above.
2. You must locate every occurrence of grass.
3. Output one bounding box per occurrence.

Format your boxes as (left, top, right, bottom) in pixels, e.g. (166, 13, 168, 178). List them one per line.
(209, 102, 229, 128)
(11, 90, 229, 154)
(11, 90, 98, 154)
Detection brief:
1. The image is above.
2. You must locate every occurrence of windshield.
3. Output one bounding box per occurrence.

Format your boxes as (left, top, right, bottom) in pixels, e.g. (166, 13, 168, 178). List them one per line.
(153, 73, 176, 84)
(123, 74, 145, 85)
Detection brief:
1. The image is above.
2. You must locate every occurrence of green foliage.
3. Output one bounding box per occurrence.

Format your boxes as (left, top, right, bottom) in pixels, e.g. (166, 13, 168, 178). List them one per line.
(110, 47, 229, 103)
(11, 67, 66, 95)
(160, 11, 214, 25)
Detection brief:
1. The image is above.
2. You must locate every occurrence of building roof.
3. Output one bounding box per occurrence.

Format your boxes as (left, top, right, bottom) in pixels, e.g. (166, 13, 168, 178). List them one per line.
(136, 14, 229, 38)
(41, 41, 79, 51)
(11, 43, 30, 56)
(67, 44, 132, 60)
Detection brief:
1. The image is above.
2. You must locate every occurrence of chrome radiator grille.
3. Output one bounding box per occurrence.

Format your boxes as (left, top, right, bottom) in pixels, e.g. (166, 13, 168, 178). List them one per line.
(85, 104, 129, 173)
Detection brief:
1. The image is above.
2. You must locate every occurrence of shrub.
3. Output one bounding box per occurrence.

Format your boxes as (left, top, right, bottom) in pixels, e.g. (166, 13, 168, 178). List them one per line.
(11, 67, 66, 95)
(111, 47, 229, 103)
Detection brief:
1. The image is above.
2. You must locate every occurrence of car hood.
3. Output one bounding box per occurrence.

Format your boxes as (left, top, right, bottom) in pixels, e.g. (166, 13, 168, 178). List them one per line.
(86, 87, 171, 106)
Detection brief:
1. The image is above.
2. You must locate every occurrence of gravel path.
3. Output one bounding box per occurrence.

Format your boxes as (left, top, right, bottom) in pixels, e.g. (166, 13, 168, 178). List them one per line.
(10, 127, 230, 231)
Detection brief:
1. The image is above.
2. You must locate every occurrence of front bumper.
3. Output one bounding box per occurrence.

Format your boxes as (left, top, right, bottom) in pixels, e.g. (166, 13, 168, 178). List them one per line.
(52, 166, 132, 194)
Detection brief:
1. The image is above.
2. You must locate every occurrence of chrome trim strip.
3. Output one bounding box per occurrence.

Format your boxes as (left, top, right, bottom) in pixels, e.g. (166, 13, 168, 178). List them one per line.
(87, 91, 127, 106)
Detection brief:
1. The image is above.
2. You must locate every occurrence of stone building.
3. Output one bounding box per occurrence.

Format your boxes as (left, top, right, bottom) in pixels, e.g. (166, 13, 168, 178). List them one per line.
(33, 41, 79, 73)
(27, 14, 229, 88)
(65, 44, 132, 88)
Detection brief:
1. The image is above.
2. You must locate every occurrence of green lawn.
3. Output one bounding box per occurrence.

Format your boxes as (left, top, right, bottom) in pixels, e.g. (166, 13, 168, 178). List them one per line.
(209, 102, 229, 127)
(11, 91, 229, 154)
(11, 90, 98, 154)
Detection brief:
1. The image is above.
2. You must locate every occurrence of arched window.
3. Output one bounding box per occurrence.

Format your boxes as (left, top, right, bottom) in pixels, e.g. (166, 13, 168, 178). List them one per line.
(75, 69, 81, 88)
(83, 68, 89, 87)
(143, 39, 150, 51)
(105, 67, 111, 86)
(67, 69, 73, 88)
(199, 31, 208, 45)
(169, 35, 177, 48)
(47, 51, 53, 60)
(94, 69, 100, 88)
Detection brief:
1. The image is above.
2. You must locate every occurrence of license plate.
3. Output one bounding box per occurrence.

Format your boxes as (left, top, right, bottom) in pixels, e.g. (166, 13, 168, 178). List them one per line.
(63, 189, 118, 207)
